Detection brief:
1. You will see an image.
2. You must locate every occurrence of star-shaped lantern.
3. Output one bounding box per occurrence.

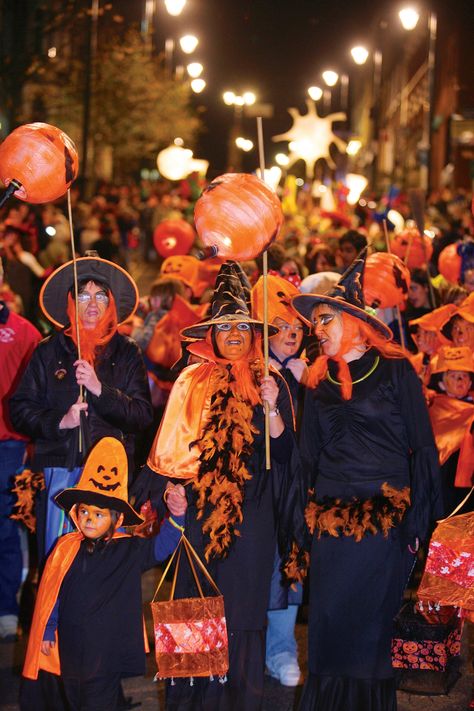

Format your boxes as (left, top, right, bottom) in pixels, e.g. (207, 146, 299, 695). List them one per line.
(273, 100, 347, 177)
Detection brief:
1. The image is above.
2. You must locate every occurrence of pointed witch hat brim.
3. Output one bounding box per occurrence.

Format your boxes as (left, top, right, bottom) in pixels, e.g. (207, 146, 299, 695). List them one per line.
(40, 257, 139, 328)
(181, 260, 278, 340)
(55, 437, 143, 526)
(292, 249, 392, 339)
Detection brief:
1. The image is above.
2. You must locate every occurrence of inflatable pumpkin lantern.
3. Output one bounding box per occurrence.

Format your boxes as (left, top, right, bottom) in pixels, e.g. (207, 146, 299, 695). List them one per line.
(438, 243, 462, 284)
(0, 122, 79, 203)
(363, 252, 411, 309)
(153, 218, 195, 258)
(194, 173, 283, 260)
(390, 228, 433, 269)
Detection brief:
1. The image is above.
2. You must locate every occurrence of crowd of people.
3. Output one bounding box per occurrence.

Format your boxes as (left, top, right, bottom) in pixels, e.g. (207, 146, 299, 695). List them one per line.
(0, 177, 473, 711)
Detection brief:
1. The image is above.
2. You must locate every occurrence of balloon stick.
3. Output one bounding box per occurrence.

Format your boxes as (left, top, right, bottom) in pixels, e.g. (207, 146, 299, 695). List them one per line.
(67, 188, 84, 452)
(383, 220, 406, 351)
(257, 116, 271, 471)
(0, 179, 22, 209)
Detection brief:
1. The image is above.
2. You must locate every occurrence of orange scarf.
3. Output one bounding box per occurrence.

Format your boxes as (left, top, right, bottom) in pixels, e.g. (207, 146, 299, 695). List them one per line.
(65, 292, 118, 364)
(307, 312, 404, 399)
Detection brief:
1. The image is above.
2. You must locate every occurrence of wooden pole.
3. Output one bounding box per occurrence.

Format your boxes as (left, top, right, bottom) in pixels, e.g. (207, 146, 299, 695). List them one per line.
(67, 188, 84, 452)
(383, 220, 406, 351)
(256, 117, 271, 470)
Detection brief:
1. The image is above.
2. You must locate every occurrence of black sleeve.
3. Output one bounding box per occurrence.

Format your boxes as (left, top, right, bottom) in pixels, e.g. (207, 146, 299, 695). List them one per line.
(299, 386, 321, 493)
(270, 373, 295, 463)
(9, 344, 71, 441)
(88, 341, 153, 432)
(397, 359, 443, 542)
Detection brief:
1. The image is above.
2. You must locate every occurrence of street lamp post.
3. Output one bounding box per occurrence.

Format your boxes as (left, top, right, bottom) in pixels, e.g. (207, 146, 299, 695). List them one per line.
(223, 91, 256, 171)
(82, 0, 100, 198)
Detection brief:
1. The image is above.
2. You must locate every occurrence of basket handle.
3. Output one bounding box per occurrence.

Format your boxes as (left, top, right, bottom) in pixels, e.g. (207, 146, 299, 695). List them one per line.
(437, 485, 474, 523)
(182, 535, 221, 596)
(151, 533, 183, 603)
(151, 533, 221, 603)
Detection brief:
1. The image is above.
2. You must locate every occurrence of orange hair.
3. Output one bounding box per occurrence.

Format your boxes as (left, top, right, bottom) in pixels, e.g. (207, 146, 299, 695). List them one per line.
(307, 310, 404, 399)
(65, 291, 118, 365)
(205, 327, 264, 406)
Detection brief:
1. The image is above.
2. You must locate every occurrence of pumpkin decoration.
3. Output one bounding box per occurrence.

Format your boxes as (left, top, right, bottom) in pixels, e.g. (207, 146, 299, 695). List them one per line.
(160, 254, 200, 297)
(390, 228, 433, 269)
(194, 173, 283, 260)
(153, 218, 195, 258)
(0, 122, 79, 203)
(363, 252, 411, 309)
(438, 243, 462, 284)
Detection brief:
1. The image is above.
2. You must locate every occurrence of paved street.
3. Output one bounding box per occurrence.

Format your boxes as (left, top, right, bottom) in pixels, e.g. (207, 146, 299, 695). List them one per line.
(1, 564, 472, 710)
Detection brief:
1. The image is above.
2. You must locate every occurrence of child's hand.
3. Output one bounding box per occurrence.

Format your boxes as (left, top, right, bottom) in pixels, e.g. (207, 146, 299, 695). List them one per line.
(165, 483, 187, 517)
(41, 640, 56, 656)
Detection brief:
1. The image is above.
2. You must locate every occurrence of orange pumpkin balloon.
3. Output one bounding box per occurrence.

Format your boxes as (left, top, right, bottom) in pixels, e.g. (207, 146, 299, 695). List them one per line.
(438, 243, 461, 284)
(390, 229, 433, 269)
(194, 173, 283, 260)
(0, 122, 78, 203)
(153, 218, 195, 258)
(363, 252, 411, 309)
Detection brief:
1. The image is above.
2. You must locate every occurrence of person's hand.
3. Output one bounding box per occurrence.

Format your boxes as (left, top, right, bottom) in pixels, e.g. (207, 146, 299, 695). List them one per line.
(74, 359, 102, 396)
(41, 640, 55, 656)
(260, 375, 279, 412)
(164, 483, 187, 517)
(59, 397, 88, 430)
(286, 358, 308, 384)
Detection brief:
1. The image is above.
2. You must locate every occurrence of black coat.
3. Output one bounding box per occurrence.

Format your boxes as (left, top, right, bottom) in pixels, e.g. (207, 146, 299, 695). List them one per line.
(9, 331, 152, 472)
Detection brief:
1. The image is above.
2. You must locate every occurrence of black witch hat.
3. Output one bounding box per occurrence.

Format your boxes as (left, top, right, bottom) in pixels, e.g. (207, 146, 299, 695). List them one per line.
(292, 249, 392, 338)
(181, 260, 278, 340)
(40, 256, 138, 328)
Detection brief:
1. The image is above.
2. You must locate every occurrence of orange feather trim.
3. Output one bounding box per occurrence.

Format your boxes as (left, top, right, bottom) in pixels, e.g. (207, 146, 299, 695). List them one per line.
(191, 361, 263, 561)
(283, 542, 310, 588)
(305, 483, 410, 542)
(11, 469, 45, 533)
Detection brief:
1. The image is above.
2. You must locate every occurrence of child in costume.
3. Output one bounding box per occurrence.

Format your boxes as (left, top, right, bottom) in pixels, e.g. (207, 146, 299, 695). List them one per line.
(22, 436, 186, 710)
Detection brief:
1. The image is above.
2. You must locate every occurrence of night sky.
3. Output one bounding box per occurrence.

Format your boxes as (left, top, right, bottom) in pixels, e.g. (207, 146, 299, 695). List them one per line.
(117, 0, 463, 176)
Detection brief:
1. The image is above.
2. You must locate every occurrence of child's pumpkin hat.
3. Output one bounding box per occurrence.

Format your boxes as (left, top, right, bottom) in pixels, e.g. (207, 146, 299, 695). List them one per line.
(55, 437, 143, 526)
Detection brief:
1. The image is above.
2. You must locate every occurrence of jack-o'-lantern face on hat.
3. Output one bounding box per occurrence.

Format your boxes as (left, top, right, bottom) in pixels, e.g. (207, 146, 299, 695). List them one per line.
(54, 437, 143, 526)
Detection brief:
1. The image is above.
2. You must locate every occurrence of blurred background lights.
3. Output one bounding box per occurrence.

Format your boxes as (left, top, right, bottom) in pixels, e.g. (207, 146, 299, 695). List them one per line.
(164, 0, 186, 16)
(191, 78, 206, 93)
(346, 139, 362, 156)
(187, 62, 203, 78)
(398, 7, 420, 30)
(307, 86, 323, 101)
(235, 136, 254, 152)
(179, 34, 198, 53)
(322, 70, 339, 86)
(350, 46, 369, 65)
(275, 153, 290, 166)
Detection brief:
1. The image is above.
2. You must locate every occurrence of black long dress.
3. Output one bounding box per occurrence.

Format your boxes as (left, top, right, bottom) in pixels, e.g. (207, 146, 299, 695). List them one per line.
(299, 350, 441, 711)
(134, 371, 298, 711)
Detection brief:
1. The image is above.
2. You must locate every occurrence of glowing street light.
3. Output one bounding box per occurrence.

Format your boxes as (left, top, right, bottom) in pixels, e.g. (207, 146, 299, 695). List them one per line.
(322, 70, 339, 87)
(223, 91, 236, 105)
(346, 139, 362, 156)
(235, 137, 254, 152)
(350, 46, 369, 65)
(242, 91, 256, 106)
(275, 153, 290, 167)
(187, 62, 203, 78)
(307, 86, 323, 101)
(179, 34, 198, 54)
(165, 0, 186, 16)
(191, 78, 206, 93)
(399, 7, 420, 30)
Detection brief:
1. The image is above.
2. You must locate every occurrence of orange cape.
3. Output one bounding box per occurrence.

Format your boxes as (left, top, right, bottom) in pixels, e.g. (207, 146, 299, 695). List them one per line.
(146, 360, 294, 481)
(22, 530, 148, 680)
(428, 394, 474, 487)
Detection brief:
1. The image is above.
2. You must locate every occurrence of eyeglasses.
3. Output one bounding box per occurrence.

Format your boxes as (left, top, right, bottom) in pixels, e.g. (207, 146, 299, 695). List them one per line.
(77, 292, 109, 304)
(216, 322, 251, 331)
(278, 324, 304, 333)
